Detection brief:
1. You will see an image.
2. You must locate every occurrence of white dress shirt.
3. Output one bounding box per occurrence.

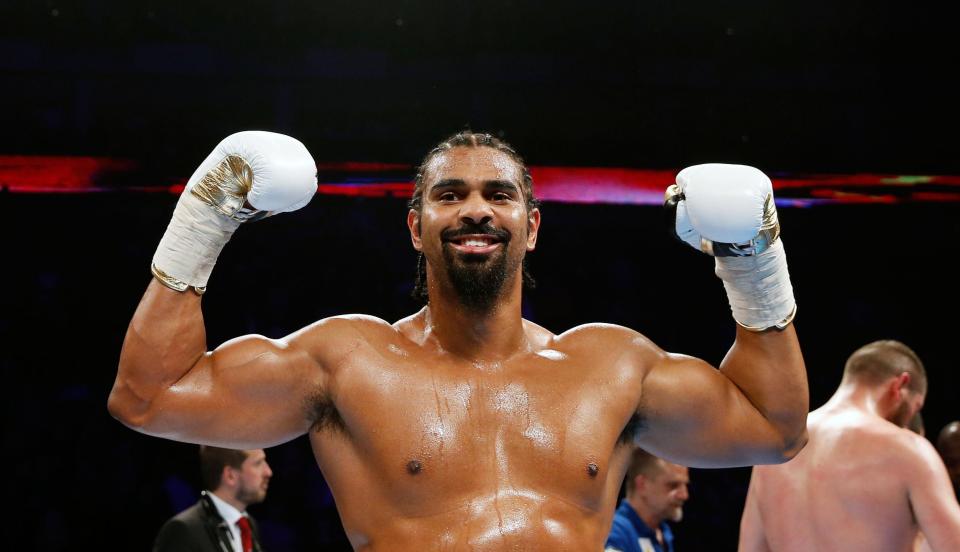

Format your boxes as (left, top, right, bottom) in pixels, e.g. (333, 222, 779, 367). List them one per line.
(207, 492, 249, 552)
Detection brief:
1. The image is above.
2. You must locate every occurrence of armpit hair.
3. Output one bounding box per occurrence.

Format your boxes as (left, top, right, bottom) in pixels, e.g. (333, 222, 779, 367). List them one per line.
(305, 387, 346, 435)
(619, 412, 646, 445)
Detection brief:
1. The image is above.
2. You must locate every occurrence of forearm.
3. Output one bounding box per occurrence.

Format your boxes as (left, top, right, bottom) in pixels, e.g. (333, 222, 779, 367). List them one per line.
(658, 163, 809, 463)
(109, 279, 208, 425)
(720, 324, 808, 457)
(109, 131, 317, 429)
(674, 165, 806, 453)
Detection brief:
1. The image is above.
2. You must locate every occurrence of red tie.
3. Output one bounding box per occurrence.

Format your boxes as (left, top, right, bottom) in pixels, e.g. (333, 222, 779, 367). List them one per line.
(236, 517, 253, 552)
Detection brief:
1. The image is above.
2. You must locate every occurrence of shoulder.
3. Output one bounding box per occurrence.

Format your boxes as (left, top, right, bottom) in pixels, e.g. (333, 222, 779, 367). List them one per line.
(282, 314, 399, 364)
(856, 415, 930, 456)
(155, 503, 208, 547)
(819, 409, 939, 468)
(169, 501, 209, 526)
(553, 323, 662, 356)
(554, 323, 713, 384)
(870, 426, 952, 495)
(548, 323, 675, 384)
(895, 428, 944, 469)
(296, 313, 396, 340)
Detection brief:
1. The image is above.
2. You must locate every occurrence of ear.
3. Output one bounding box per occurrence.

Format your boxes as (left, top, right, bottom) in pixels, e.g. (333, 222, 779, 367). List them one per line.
(408, 209, 422, 251)
(893, 372, 911, 397)
(526, 207, 541, 251)
(633, 473, 646, 494)
(897, 372, 913, 394)
(220, 465, 238, 488)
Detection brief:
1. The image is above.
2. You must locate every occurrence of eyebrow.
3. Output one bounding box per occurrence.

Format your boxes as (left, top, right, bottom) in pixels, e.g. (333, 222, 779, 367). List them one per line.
(429, 179, 521, 194)
(487, 180, 521, 194)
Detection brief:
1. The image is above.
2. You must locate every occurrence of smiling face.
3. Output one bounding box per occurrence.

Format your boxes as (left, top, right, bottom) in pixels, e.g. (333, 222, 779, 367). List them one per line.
(408, 146, 540, 311)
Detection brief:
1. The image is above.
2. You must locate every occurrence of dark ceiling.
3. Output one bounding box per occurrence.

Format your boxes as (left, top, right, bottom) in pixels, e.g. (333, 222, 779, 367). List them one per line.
(2, 1, 956, 173)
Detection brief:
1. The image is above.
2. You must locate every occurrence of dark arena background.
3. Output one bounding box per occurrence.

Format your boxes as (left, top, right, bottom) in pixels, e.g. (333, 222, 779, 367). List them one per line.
(3, 2, 958, 550)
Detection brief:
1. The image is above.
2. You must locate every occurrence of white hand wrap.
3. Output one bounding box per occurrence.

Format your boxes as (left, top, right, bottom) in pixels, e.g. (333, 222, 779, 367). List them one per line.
(715, 240, 796, 330)
(151, 131, 317, 293)
(152, 192, 241, 293)
(666, 163, 796, 331)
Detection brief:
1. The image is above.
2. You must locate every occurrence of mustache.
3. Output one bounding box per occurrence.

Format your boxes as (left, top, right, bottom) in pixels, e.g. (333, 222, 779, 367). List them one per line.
(441, 222, 511, 243)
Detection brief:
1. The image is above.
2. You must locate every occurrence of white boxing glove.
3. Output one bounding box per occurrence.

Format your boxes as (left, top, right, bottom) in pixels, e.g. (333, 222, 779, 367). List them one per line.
(151, 131, 317, 293)
(665, 163, 796, 331)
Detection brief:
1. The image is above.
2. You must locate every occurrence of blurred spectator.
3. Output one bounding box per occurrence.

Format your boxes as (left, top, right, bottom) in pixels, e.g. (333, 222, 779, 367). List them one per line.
(605, 448, 689, 552)
(153, 447, 272, 552)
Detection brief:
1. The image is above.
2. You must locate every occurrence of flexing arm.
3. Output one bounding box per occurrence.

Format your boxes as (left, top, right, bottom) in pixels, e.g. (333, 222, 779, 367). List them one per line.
(636, 326, 806, 466)
(738, 468, 772, 551)
(908, 436, 960, 551)
(108, 131, 324, 448)
(637, 164, 808, 467)
(110, 281, 333, 447)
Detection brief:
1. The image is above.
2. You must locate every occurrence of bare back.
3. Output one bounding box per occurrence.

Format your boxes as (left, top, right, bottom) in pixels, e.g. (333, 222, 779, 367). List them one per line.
(744, 405, 931, 552)
(306, 315, 647, 550)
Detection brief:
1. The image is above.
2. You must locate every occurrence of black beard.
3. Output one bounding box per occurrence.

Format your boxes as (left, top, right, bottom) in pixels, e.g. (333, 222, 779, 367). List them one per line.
(440, 223, 517, 312)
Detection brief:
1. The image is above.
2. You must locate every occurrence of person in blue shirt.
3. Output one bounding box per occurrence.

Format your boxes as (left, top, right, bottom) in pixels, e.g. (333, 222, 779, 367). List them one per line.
(605, 449, 690, 552)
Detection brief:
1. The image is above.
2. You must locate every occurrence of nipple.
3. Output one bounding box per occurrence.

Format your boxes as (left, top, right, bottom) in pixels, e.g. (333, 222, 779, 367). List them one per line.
(407, 459, 423, 475)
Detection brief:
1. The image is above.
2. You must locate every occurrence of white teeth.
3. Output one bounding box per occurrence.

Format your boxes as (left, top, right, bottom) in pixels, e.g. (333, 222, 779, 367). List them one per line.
(464, 239, 491, 247)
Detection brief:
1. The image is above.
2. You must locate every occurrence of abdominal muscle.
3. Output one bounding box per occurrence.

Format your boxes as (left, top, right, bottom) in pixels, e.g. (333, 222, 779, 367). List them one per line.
(313, 420, 631, 552)
(344, 487, 610, 551)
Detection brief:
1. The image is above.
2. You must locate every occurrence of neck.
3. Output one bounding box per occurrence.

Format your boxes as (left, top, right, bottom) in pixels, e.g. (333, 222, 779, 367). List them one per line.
(211, 488, 247, 513)
(421, 273, 528, 360)
(626, 496, 664, 532)
(825, 383, 889, 419)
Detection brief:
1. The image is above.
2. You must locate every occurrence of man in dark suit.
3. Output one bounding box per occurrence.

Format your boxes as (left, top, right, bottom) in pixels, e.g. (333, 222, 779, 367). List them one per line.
(154, 446, 272, 552)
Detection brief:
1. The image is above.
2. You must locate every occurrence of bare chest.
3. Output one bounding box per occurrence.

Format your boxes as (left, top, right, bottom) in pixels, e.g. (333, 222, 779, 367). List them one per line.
(310, 345, 640, 511)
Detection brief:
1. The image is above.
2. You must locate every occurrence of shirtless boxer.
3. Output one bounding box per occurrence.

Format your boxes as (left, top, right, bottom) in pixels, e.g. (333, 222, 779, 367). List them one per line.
(738, 340, 960, 552)
(109, 130, 808, 551)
